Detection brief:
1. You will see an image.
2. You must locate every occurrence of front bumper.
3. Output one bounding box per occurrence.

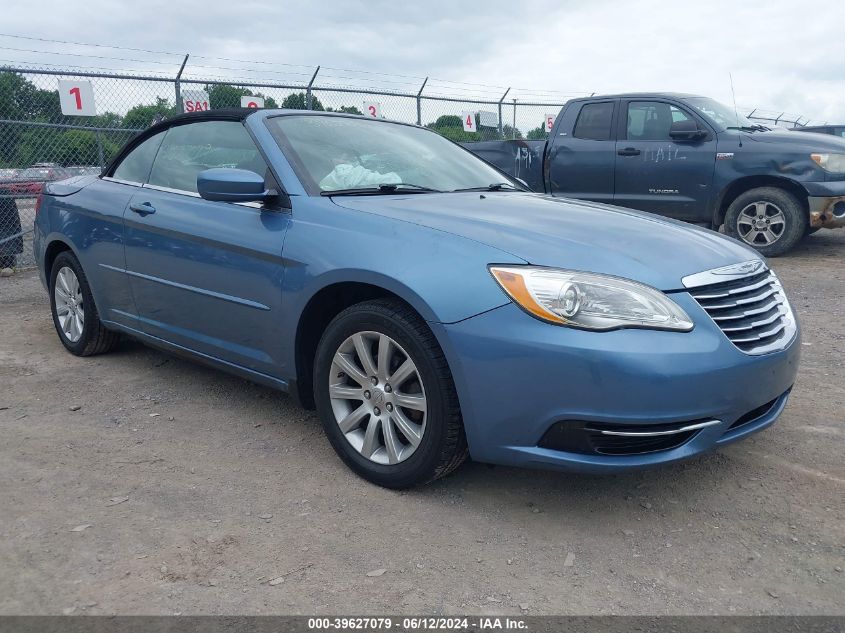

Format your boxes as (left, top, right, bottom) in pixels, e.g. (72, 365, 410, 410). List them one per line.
(805, 181, 845, 228)
(433, 293, 800, 473)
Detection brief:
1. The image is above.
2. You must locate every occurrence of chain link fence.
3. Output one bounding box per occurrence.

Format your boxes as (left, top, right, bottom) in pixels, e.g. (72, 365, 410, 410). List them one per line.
(0, 61, 817, 270)
(1, 63, 577, 269)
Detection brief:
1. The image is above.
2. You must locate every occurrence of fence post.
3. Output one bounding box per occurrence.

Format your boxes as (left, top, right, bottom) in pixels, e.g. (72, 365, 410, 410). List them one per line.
(95, 130, 105, 167)
(174, 54, 189, 114)
(512, 98, 517, 139)
(497, 87, 510, 135)
(416, 77, 428, 126)
(306, 66, 320, 110)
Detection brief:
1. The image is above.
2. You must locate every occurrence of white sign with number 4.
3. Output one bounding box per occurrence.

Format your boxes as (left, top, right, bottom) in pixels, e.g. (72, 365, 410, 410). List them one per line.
(241, 96, 265, 109)
(364, 102, 381, 118)
(462, 111, 476, 132)
(545, 113, 556, 133)
(58, 80, 96, 116)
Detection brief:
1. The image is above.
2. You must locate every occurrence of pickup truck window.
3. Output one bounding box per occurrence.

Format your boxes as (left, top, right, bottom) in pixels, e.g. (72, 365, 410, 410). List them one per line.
(572, 102, 614, 141)
(626, 101, 693, 141)
(683, 97, 752, 131)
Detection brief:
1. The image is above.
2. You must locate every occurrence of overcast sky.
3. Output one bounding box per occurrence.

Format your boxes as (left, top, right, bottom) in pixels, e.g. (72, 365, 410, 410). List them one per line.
(3, 0, 844, 124)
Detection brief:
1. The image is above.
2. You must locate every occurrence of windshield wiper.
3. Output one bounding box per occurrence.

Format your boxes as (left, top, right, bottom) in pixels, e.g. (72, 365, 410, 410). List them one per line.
(452, 182, 522, 193)
(726, 125, 761, 132)
(320, 183, 441, 196)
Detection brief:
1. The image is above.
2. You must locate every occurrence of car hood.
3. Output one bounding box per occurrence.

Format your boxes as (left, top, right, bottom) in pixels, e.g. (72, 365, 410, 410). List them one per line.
(331, 192, 759, 291)
(741, 127, 845, 151)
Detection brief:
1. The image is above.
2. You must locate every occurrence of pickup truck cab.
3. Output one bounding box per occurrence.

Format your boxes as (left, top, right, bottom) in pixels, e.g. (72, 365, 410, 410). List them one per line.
(467, 93, 845, 256)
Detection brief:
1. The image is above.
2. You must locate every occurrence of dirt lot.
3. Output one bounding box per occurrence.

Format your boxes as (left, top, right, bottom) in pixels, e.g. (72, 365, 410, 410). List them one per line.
(0, 231, 843, 616)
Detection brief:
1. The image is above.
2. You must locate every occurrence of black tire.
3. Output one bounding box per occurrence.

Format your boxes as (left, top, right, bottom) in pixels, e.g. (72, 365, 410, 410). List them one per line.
(314, 299, 468, 488)
(49, 251, 119, 356)
(724, 187, 807, 257)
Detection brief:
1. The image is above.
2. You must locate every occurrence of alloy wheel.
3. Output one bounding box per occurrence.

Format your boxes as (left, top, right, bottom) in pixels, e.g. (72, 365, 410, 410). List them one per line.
(54, 266, 85, 343)
(737, 201, 786, 246)
(328, 331, 427, 465)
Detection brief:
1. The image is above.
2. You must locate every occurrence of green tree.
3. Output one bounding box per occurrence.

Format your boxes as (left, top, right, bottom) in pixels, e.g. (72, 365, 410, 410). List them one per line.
(280, 92, 324, 111)
(205, 84, 278, 109)
(526, 122, 549, 140)
(327, 105, 363, 115)
(425, 114, 481, 142)
(502, 124, 523, 140)
(122, 98, 177, 130)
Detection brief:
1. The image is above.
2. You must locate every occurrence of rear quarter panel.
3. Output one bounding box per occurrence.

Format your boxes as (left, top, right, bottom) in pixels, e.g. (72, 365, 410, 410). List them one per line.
(39, 178, 138, 329)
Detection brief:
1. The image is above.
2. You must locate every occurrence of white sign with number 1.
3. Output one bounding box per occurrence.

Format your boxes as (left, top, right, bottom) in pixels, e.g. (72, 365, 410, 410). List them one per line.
(58, 80, 96, 116)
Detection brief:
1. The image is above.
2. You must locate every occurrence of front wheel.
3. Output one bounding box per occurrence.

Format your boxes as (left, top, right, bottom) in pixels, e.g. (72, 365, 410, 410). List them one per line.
(724, 187, 807, 257)
(314, 299, 468, 488)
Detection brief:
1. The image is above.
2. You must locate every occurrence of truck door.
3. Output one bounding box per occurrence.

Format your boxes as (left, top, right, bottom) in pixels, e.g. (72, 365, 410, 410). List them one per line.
(546, 100, 616, 203)
(613, 99, 716, 221)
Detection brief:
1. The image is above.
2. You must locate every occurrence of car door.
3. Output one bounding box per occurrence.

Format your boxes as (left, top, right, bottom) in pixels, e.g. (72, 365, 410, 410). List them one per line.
(613, 99, 717, 221)
(123, 119, 290, 377)
(65, 130, 167, 331)
(547, 100, 617, 203)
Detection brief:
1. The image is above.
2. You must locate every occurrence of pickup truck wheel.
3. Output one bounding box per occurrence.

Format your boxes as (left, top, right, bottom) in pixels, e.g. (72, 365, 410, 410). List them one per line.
(725, 187, 807, 257)
(314, 299, 468, 488)
(49, 251, 120, 356)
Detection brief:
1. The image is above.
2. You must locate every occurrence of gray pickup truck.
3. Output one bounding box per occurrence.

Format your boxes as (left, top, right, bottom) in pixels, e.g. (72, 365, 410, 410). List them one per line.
(466, 93, 845, 256)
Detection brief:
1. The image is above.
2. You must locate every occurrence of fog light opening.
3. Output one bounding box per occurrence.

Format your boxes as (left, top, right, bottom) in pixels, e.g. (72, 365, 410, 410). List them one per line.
(831, 201, 845, 218)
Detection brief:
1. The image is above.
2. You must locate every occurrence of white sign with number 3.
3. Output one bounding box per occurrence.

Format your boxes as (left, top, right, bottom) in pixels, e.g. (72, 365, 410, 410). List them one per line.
(364, 102, 380, 118)
(462, 111, 476, 132)
(58, 80, 96, 117)
(545, 112, 556, 133)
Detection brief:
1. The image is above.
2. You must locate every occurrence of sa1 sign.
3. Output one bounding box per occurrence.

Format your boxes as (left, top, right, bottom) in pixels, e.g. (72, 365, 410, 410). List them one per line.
(545, 113, 556, 133)
(58, 80, 96, 116)
(241, 95, 264, 109)
(461, 111, 477, 133)
(363, 102, 381, 118)
(182, 89, 210, 113)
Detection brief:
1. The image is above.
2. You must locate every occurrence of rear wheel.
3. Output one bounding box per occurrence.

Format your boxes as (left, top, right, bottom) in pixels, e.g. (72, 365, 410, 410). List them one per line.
(725, 187, 807, 257)
(49, 251, 119, 356)
(314, 299, 467, 488)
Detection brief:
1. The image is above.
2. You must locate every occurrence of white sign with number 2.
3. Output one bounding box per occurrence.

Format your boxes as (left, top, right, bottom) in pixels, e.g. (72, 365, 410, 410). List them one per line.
(462, 111, 476, 132)
(241, 96, 265, 109)
(364, 102, 381, 118)
(58, 80, 97, 117)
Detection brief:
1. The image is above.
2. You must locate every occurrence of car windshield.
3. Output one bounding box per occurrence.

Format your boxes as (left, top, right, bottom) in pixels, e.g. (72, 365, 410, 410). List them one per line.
(267, 115, 518, 194)
(682, 97, 754, 131)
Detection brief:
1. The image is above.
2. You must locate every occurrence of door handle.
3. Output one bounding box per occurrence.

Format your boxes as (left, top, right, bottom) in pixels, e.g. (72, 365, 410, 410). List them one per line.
(617, 147, 641, 157)
(129, 202, 156, 216)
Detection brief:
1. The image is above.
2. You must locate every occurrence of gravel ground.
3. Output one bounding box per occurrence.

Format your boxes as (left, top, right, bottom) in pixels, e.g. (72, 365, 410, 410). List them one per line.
(0, 231, 843, 616)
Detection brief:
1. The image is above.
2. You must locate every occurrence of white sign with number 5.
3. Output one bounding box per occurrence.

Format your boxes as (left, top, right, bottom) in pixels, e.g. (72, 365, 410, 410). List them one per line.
(58, 80, 96, 116)
(545, 113, 556, 133)
(241, 96, 265, 109)
(462, 111, 477, 132)
(363, 102, 380, 118)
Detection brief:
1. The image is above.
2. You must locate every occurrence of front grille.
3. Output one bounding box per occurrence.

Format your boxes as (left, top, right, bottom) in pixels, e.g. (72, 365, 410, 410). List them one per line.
(687, 269, 796, 355)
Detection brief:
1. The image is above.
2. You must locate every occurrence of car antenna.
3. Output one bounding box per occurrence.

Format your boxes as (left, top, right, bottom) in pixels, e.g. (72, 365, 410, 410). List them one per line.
(729, 72, 742, 148)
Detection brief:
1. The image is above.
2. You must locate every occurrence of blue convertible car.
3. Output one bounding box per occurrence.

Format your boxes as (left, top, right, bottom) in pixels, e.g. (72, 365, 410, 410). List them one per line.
(34, 108, 800, 487)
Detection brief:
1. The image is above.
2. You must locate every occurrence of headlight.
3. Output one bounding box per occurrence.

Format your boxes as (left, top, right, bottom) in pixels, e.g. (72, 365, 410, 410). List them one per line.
(810, 153, 845, 173)
(489, 266, 694, 331)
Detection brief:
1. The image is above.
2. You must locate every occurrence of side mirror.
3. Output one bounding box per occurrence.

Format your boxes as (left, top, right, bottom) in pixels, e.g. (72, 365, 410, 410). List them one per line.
(197, 168, 274, 203)
(669, 119, 706, 141)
